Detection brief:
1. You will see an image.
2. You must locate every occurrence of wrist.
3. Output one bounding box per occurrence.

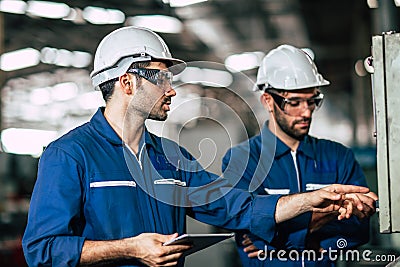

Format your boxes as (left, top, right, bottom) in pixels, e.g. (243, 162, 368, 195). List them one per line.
(276, 193, 309, 223)
(121, 236, 139, 259)
(302, 192, 317, 213)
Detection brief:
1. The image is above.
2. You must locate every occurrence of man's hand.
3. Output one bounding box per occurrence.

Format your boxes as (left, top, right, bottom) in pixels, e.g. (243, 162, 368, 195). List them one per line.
(344, 191, 378, 219)
(275, 184, 370, 223)
(305, 189, 377, 252)
(306, 184, 371, 219)
(80, 233, 192, 267)
(133, 233, 192, 267)
(308, 190, 378, 231)
(242, 234, 262, 259)
(309, 211, 338, 234)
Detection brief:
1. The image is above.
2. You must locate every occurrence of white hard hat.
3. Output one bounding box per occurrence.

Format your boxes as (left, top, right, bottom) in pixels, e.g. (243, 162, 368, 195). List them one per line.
(90, 26, 186, 87)
(254, 44, 330, 91)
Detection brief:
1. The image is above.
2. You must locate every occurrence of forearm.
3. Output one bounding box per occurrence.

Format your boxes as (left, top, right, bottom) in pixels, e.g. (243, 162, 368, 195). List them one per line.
(79, 233, 189, 267)
(79, 239, 136, 266)
(275, 193, 310, 224)
(275, 184, 370, 224)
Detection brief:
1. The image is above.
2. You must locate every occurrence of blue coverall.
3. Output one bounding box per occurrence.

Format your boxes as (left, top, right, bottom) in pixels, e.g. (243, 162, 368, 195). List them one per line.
(22, 108, 281, 267)
(222, 122, 370, 267)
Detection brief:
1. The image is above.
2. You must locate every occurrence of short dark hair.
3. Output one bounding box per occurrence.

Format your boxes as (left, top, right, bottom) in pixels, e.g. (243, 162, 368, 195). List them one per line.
(98, 61, 151, 102)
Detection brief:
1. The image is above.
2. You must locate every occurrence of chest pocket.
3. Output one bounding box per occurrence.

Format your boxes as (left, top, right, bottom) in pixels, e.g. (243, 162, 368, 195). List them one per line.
(89, 171, 136, 189)
(264, 188, 290, 195)
(86, 170, 142, 239)
(152, 154, 182, 182)
(305, 172, 337, 187)
(262, 171, 291, 195)
(89, 171, 136, 205)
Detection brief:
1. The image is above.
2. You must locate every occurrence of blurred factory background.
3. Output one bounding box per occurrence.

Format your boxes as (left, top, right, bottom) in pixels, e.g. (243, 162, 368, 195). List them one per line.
(0, 0, 400, 266)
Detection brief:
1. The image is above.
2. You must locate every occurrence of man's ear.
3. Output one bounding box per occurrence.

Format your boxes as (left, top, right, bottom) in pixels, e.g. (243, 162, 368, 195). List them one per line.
(260, 92, 273, 112)
(118, 73, 136, 95)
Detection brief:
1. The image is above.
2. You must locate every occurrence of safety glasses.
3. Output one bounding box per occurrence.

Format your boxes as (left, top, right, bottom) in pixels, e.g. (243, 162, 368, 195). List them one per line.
(267, 90, 324, 116)
(126, 68, 173, 92)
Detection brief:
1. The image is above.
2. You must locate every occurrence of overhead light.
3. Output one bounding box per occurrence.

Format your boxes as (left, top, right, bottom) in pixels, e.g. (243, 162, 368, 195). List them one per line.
(26, 1, 71, 19)
(40, 47, 91, 68)
(224, 52, 265, 72)
(0, 47, 40, 71)
(1, 128, 57, 157)
(30, 87, 51, 105)
(177, 66, 200, 83)
(83, 6, 125, 25)
(168, 0, 207, 7)
(126, 15, 183, 34)
(77, 91, 105, 110)
(0, 0, 27, 14)
(201, 68, 233, 87)
(177, 67, 233, 87)
(40, 47, 58, 64)
(51, 82, 79, 101)
(367, 0, 378, 8)
(29, 82, 79, 105)
(54, 49, 72, 67)
(70, 51, 92, 68)
(394, 0, 400, 7)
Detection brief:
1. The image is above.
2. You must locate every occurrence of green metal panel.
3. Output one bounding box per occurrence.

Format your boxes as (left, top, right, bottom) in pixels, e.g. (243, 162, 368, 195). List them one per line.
(383, 33, 400, 232)
(372, 34, 391, 233)
(372, 32, 400, 233)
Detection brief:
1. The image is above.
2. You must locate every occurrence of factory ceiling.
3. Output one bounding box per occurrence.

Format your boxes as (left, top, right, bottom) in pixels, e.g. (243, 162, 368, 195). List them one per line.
(0, 0, 397, 153)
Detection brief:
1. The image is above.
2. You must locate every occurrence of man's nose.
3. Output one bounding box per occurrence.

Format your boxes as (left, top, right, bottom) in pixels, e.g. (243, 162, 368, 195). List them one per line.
(165, 87, 176, 97)
(299, 101, 313, 117)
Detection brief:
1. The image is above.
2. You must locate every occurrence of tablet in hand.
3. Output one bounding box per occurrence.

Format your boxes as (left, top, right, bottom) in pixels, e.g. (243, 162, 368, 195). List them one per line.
(163, 233, 235, 257)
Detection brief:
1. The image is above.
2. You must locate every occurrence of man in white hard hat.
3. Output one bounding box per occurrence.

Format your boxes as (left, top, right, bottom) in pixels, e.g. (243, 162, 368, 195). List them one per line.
(22, 29, 371, 267)
(222, 44, 378, 266)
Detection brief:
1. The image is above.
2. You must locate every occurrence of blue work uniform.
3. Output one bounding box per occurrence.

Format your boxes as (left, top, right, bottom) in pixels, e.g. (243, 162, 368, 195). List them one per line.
(222, 122, 370, 267)
(22, 108, 281, 267)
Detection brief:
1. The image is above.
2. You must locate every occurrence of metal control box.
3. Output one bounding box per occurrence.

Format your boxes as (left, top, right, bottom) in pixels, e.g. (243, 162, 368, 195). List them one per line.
(371, 32, 400, 233)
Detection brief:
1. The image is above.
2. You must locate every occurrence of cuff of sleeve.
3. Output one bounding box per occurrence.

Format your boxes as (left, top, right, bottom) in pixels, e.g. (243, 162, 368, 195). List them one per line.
(250, 194, 282, 243)
(52, 236, 86, 266)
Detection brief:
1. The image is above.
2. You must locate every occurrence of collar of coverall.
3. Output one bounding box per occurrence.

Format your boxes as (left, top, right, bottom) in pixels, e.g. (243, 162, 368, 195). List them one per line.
(261, 121, 316, 159)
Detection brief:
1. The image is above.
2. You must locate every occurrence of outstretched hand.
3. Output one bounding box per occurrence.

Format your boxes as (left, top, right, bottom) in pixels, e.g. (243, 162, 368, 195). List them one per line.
(344, 191, 378, 219)
(275, 184, 370, 225)
(306, 184, 370, 220)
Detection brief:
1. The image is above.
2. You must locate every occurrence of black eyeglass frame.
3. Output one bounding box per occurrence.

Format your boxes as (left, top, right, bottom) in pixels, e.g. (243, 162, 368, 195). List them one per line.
(267, 90, 324, 115)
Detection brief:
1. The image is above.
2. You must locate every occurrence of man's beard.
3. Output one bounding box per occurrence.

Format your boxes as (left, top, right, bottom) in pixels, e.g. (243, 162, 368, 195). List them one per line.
(274, 104, 311, 141)
(148, 96, 171, 121)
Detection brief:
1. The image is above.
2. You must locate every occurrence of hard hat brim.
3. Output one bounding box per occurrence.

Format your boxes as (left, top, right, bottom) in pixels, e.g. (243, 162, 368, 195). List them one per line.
(253, 79, 330, 91)
(165, 58, 186, 75)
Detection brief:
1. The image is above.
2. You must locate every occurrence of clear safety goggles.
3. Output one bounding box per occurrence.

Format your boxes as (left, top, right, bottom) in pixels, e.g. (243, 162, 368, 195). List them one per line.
(267, 90, 324, 116)
(126, 68, 173, 93)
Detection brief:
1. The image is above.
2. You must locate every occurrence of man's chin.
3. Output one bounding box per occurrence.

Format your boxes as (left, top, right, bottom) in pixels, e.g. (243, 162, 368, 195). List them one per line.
(148, 113, 168, 121)
(289, 127, 309, 140)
